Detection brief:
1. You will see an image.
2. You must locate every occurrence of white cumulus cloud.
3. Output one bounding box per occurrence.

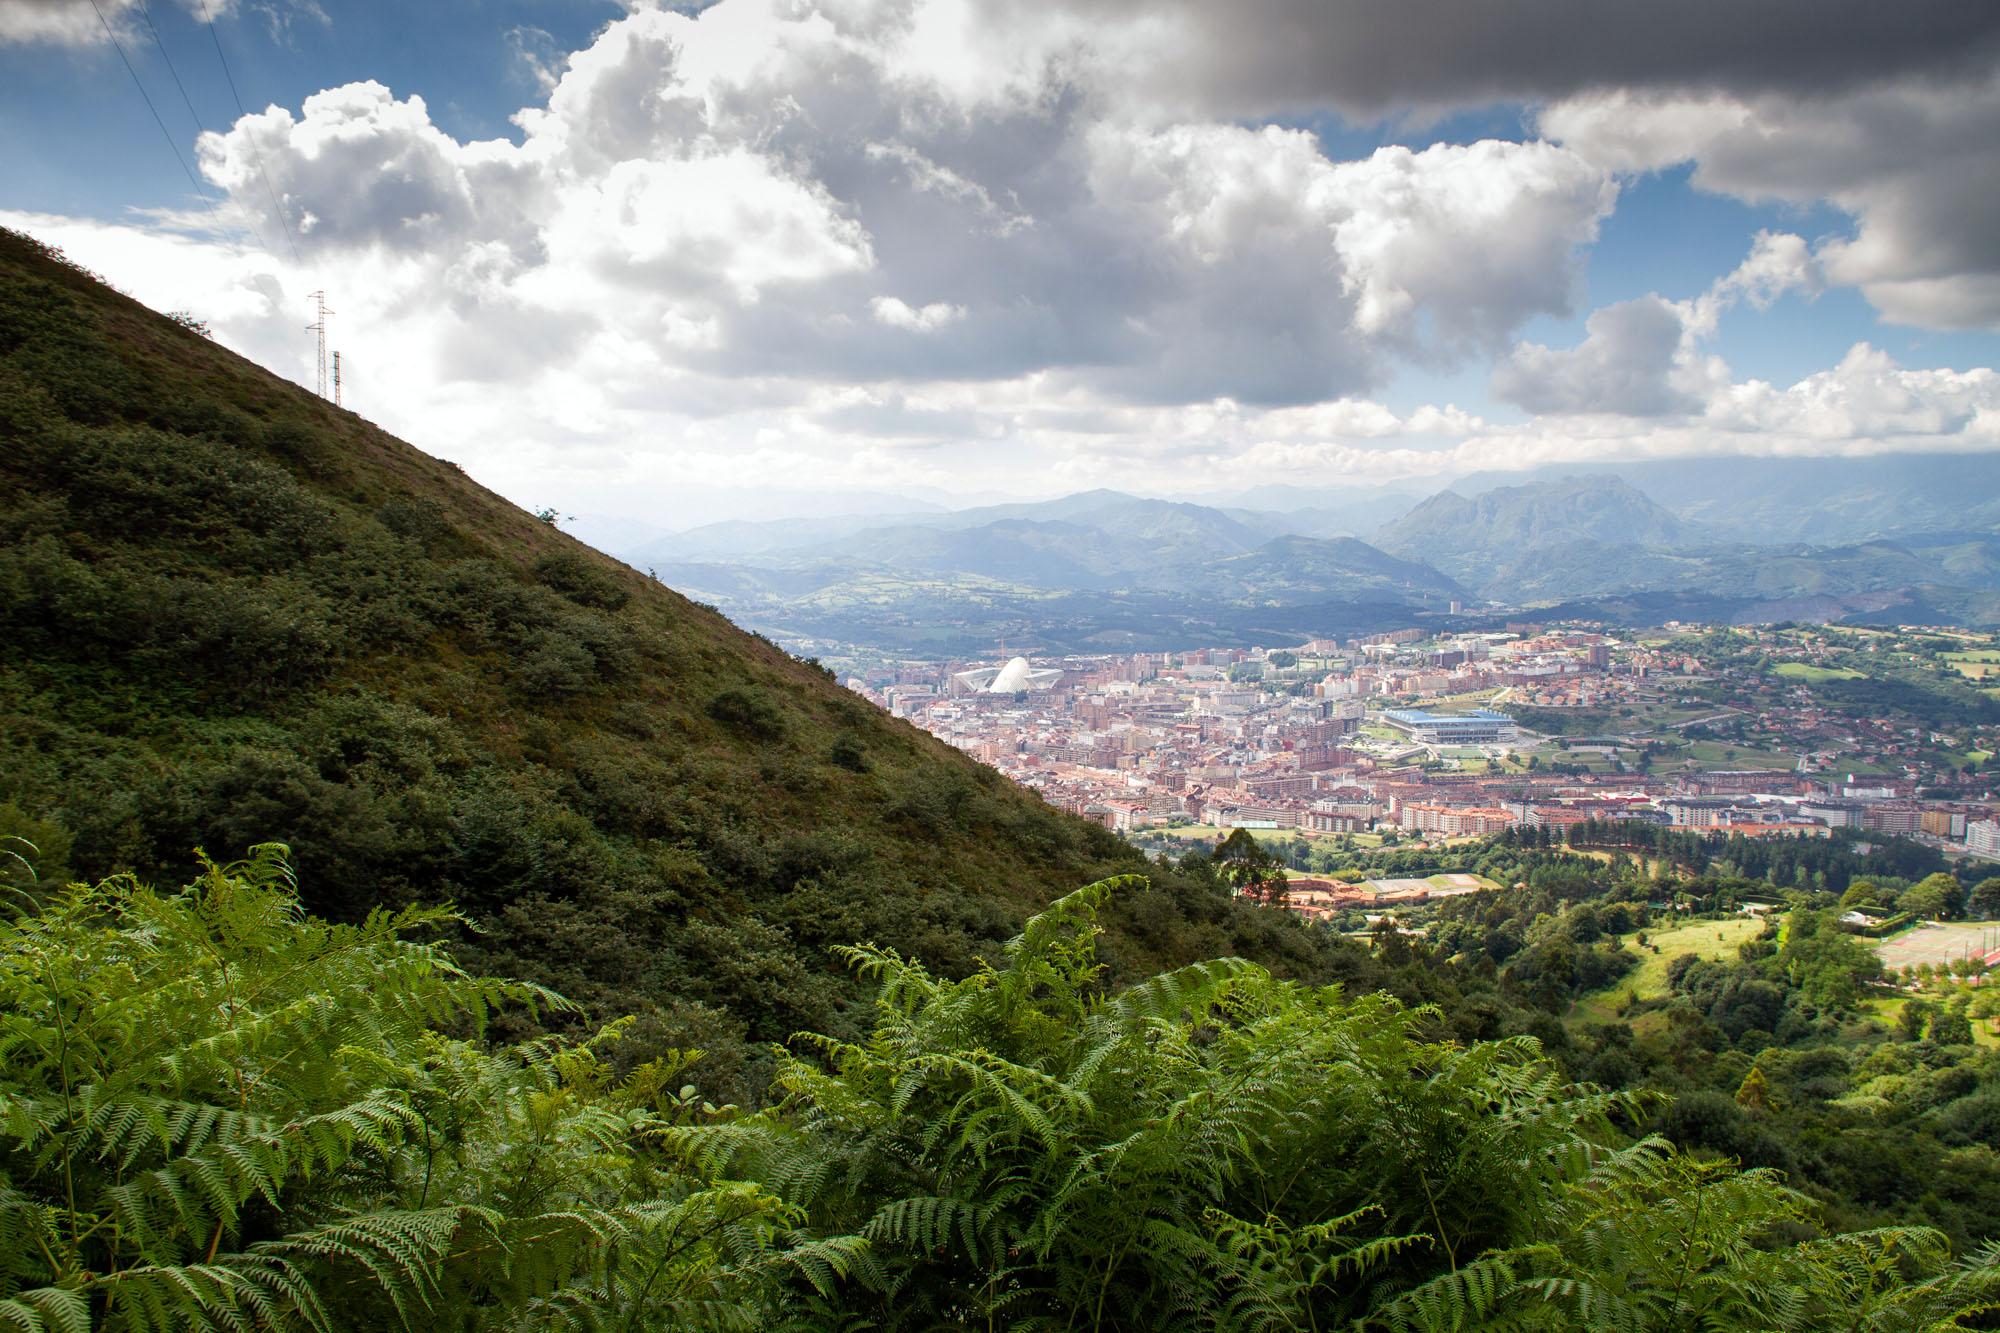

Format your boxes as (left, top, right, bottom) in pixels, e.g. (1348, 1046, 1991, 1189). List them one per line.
(1543, 77, 2000, 330)
(10, 0, 1999, 520)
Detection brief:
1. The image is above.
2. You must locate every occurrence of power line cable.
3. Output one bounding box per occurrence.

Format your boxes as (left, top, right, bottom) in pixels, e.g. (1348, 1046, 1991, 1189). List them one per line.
(134, 0, 269, 256)
(196, 0, 301, 264)
(87, 0, 234, 241)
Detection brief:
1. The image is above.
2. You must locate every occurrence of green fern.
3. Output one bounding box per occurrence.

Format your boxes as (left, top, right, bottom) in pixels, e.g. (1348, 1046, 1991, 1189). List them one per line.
(734, 875, 1640, 1331)
(0, 848, 816, 1332)
(1371, 1137, 2000, 1333)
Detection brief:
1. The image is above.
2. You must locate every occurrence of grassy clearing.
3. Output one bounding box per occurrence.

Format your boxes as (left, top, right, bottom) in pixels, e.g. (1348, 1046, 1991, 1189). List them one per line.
(1860, 993, 2000, 1050)
(1685, 741, 1796, 768)
(1945, 653, 2000, 682)
(1773, 662, 1864, 682)
(1432, 689, 1504, 708)
(1569, 915, 1769, 1027)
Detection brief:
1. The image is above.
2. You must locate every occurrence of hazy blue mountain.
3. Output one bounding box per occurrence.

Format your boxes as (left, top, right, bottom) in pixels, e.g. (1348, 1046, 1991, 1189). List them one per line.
(805, 518, 1138, 588)
(1372, 475, 1696, 581)
(1173, 534, 1466, 602)
(621, 490, 1225, 564)
(1444, 454, 2000, 545)
(626, 472, 2000, 647)
(1211, 481, 1428, 533)
(1241, 497, 1427, 538)
(785, 501, 1389, 591)
(1360, 474, 2000, 618)
(623, 510, 939, 562)
(635, 500, 1469, 653)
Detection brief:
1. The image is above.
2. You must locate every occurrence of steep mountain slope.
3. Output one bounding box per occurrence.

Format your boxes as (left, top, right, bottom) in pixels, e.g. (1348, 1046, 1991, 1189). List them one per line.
(0, 227, 1185, 1093)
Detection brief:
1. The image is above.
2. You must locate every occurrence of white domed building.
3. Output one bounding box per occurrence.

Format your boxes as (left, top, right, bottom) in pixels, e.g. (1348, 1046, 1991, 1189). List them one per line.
(954, 656, 1064, 694)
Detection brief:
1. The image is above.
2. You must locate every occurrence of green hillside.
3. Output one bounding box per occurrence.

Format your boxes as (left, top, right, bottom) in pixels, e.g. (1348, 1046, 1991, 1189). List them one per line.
(0, 226, 1183, 1088)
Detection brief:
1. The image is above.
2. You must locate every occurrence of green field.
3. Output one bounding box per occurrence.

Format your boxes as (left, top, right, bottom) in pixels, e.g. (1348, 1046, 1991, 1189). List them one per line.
(1861, 993, 2000, 1050)
(1684, 741, 1797, 769)
(1773, 662, 1864, 682)
(1365, 872, 1500, 893)
(1944, 651, 2000, 682)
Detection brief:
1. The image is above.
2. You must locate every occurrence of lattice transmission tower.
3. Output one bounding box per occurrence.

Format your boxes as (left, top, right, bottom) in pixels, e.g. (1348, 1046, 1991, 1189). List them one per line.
(306, 290, 333, 399)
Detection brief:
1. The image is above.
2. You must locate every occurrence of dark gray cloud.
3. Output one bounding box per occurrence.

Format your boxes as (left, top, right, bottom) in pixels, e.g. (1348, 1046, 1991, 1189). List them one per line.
(1047, 0, 2000, 117)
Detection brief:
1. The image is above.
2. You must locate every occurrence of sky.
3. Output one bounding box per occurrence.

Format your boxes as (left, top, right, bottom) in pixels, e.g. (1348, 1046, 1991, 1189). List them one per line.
(4, 0, 2000, 536)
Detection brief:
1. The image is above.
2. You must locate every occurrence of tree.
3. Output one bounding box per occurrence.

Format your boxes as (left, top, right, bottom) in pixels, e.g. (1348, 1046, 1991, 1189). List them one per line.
(1969, 876, 2000, 919)
(1930, 1001, 1976, 1047)
(1899, 998, 1934, 1042)
(1215, 827, 1291, 906)
(1735, 1065, 1774, 1114)
(1777, 908, 1879, 1011)
(1901, 872, 1964, 921)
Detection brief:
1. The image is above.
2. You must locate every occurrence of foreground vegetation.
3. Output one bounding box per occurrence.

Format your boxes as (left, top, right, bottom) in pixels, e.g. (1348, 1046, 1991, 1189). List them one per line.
(6, 849, 1998, 1332)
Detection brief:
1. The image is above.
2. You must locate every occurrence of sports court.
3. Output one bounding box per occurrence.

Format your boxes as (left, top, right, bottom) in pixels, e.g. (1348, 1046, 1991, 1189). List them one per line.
(1874, 922, 2000, 972)
(1364, 874, 1491, 899)
(1360, 872, 1440, 892)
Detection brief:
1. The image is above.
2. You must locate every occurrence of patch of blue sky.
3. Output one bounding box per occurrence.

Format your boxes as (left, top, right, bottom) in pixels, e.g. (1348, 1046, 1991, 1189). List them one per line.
(0, 1, 621, 222)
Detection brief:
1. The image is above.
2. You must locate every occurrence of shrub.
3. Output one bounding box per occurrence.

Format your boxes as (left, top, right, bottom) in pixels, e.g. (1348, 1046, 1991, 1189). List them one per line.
(707, 686, 787, 740)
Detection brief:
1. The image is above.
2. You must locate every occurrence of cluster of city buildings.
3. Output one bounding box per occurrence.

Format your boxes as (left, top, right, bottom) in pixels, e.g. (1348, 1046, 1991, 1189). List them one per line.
(840, 628, 2000, 862)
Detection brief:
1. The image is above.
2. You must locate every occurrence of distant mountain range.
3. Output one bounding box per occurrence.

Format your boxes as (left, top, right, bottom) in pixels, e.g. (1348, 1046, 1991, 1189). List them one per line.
(613, 459, 2000, 647)
(1367, 473, 2000, 618)
(1443, 454, 2000, 546)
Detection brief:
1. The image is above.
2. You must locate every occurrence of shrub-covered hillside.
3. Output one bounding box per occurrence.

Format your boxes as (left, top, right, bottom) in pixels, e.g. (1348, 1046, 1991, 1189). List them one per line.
(0, 226, 1167, 1085)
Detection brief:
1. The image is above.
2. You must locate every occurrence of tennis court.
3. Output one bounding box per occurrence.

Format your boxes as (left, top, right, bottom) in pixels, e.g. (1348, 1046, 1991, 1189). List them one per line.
(1368, 878, 1436, 897)
(1874, 922, 2000, 971)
